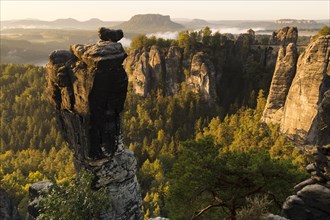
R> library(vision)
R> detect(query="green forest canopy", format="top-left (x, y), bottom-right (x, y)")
top-left (0, 31), bottom-right (309, 219)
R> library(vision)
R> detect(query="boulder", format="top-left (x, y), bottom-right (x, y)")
top-left (26, 181), bottom-right (52, 220)
top-left (282, 184), bottom-right (330, 219)
top-left (264, 214), bottom-right (288, 220)
top-left (280, 142), bottom-right (330, 219)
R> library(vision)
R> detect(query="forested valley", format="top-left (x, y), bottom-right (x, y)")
top-left (0, 28), bottom-right (312, 219)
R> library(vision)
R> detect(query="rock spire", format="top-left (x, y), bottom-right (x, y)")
top-left (29, 28), bottom-right (143, 220)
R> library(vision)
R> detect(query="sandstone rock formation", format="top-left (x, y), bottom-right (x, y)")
top-left (26, 181), bottom-right (52, 220)
top-left (29, 28), bottom-right (142, 219)
top-left (0, 189), bottom-right (21, 220)
top-left (315, 91), bottom-right (330, 145)
top-left (149, 46), bottom-right (165, 90)
top-left (263, 35), bottom-right (330, 219)
top-left (263, 35), bottom-right (330, 144)
top-left (186, 52), bottom-right (217, 99)
top-left (281, 35), bottom-right (329, 143)
top-left (270, 27), bottom-right (298, 45)
top-left (281, 145), bottom-right (330, 219)
top-left (124, 45), bottom-right (183, 96)
top-left (164, 46), bottom-right (182, 95)
top-left (124, 29), bottom-right (279, 109)
top-left (262, 43), bottom-right (298, 124)
top-left (126, 49), bottom-right (150, 95)
top-left (125, 47), bottom-right (218, 100)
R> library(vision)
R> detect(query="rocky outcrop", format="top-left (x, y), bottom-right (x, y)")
top-left (26, 181), bottom-right (52, 220)
top-left (149, 46), bottom-right (165, 90)
top-left (270, 27), bottom-right (298, 45)
top-left (281, 35), bottom-right (329, 143)
top-left (165, 46), bottom-right (182, 95)
top-left (125, 29), bottom-right (278, 108)
top-left (186, 52), bottom-right (217, 100)
top-left (263, 35), bottom-right (330, 144)
top-left (125, 46), bottom-right (166, 95)
top-left (124, 46), bottom-right (212, 101)
top-left (265, 36), bottom-right (330, 219)
top-left (0, 189), bottom-right (20, 220)
top-left (125, 48), bottom-right (218, 100)
top-left (315, 91), bottom-right (330, 145)
top-left (127, 50), bottom-right (152, 95)
top-left (87, 142), bottom-right (142, 220)
top-left (262, 43), bottom-right (298, 124)
top-left (40, 28), bottom-right (142, 219)
top-left (281, 145), bottom-right (330, 219)
top-left (265, 214), bottom-right (288, 220)
top-left (125, 45), bottom-right (183, 96)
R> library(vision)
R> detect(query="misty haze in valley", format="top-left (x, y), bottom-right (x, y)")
top-left (1, 14), bottom-right (327, 65)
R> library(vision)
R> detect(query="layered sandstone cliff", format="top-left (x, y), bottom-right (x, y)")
top-left (282, 35), bottom-right (330, 143)
top-left (125, 46), bottom-right (168, 96)
top-left (124, 29), bottom-right (279, 106)
top-left (263, 35), bottom-right (330, 143)
top-left (186, 52), bottom-right (216, 99)
top-left (263, 33), bottom-right (330, 220)
top-left (125, 46), bottom-right (220, 101)
top-left (281, 98), bottom-right (330, 219)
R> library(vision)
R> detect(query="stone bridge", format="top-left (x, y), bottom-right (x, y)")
top-left (250, 44), bottom-right (307, 51)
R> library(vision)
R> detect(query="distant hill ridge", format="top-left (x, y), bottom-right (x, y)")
top-left (1, 15), bottom-right (327, 33)
top-left (115, 14), bottom-right (185, 33)
top-left (1, 14), bottom-right (185, 33)
top-left (1, 18), bottom-right (120, 30)
top-left (275, 19), bottom-right (317, 24)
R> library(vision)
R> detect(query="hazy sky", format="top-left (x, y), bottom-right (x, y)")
top-left (1, 0), bottom-right (329, 21)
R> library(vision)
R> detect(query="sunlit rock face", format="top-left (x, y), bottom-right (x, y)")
top-left (270, 27), bottom-right (298, 45)
top-left (124, 45), bottom-right (183, 96)
top-left (262, 43), bottom-right (298, 124)
top-left (124, 29), bottom-right (280, 108)
top-left (281, 35), bottom-right (330, 143)
top-left (186, 52), bottom-right (217, 100)
top-left (263, 35), bottom-right (330, 144)
top-left (259, 33), bottom-right (330, 219)
top-left (43, 28), bottom-right (142, 220)
top-left (124, 47), bottom-right (218, 100)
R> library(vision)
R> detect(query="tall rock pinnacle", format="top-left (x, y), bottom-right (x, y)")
top-left (281, 35), bottom-right (330, 143)
top-left (45, 28), bottom-right (142, 219)
top-left (263, 34), bottom-right (330, 144)
top-left (262, 43), bottom-right (298, 124)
